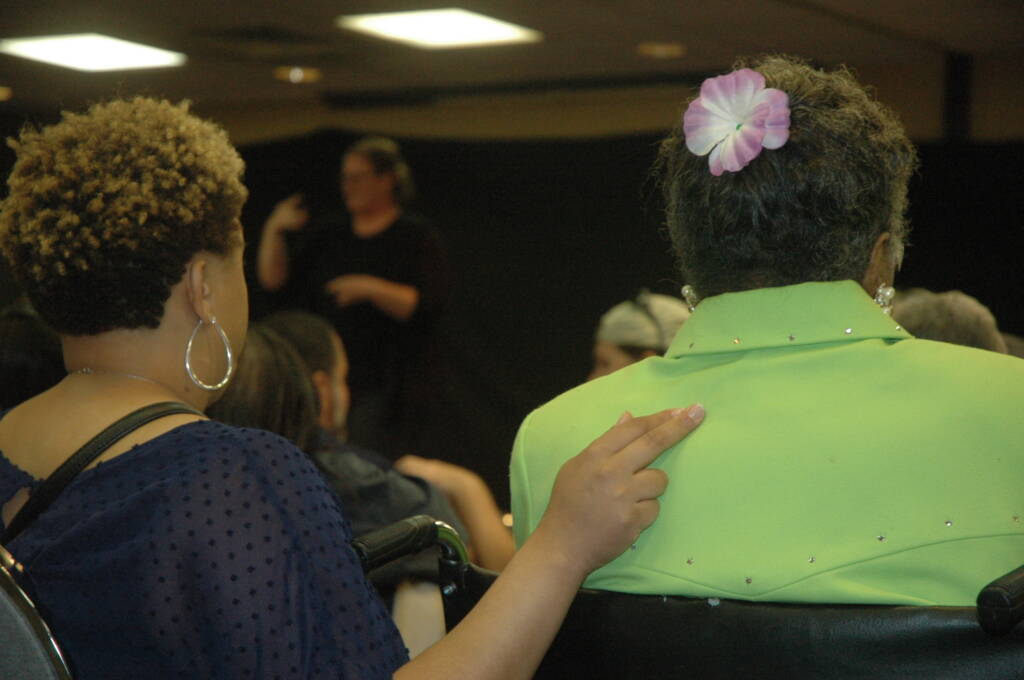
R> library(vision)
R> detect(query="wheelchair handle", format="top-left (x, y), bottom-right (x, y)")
top-left (352, 515), bottom-right (467, 572)
top-left (977, 564), bottom-right (1024, 636)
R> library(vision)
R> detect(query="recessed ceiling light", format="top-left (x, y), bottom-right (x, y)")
top-left (274, 66), bottom-right (322, 84)
top-left (336, 8), bottom-right (542, 49)
top-left (636, 42), bottom-right (686, 59)
top-left (0, 33), bottom-right (186, 72)
top-left (0, 86), bottom-right (11, 102)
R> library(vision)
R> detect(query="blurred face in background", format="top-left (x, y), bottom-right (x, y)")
top-left (341, 152), bottom-right (395, 215)
top-left (321, 331), bottom-right (351, 438)
top-left (588, 341), bottom-right (653, 382)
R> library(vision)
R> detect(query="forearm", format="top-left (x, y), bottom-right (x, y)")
top-left (394, 528), bottom-right (584, 680)
top-left (366, 279), bottom-right (419, 321)
top-left (448, 475), bottom-right (515, 571)
top-left (257, 226), bottom-right (290, 291)
top-left (395, 456), bottom-right (516, 571)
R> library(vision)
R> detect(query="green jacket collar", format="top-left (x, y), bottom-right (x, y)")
top-left (668, 280), bottom-right (910, 357)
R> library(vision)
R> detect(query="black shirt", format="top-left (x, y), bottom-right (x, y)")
top-left (286, 212), bottom-right (447, 393)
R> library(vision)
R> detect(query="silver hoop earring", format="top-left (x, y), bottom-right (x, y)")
top-left (185, 316), bottom-right (234, 391)
top-left (681, 285), bottom-right (699, 313)
top-left (874, 283), bottom-right (895, 316)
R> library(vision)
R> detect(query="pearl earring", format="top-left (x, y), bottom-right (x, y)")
top-left (681, 285), bottom-right (699, 312)
top-left (874, 283), bottom-right (895, 316)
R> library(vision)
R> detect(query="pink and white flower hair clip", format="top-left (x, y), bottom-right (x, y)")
top-left (683, 68), bottom-right (791, 176)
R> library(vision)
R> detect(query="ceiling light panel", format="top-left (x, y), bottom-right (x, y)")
top-left (636, 42), bottom-right (686, 59)
top-left (0, 33), bottom-right (186, 72)
top-left (337, 8), bottom-right (542, 49)
top-left (273, 66), bottom-right (322, 84)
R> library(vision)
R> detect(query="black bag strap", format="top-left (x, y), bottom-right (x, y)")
top-left (1, 401), bottom-right (204, 544)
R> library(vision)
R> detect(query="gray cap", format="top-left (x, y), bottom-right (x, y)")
top-left (595, 291), bottom-right (690, 352)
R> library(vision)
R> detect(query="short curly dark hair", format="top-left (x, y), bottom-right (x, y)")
top-left (0, 97), bottom-right (247, 335)
top-left (656, 55), bottom-right (918, 298)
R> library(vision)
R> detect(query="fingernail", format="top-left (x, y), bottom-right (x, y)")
top-left (616, 411), bottom-right (633, 425)
top-left (672, 404), bottom-right (704, 423)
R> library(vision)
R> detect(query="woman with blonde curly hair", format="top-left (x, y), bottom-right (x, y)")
top-left (0, 97), bottom-right (703, 678)
top-left (512, 56), bottom-right (1024, 607)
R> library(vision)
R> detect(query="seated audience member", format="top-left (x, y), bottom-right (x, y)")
top-left (589, 291), bottom-right (690, 380)
top-left (0, 300), bottom-right (64, 408)
top-left (511, 56), bottom-right (1024, 606)
top-left (203, 324), bottom-right (318, 450)
top-left (260, 309), bottom-right (515, 571)
top-left (893, 288), bottom-right (1007, 353)
top-left (206, 320), bottom-right (468, 583)
top-left (0, 96), bottom-right (703, 679)
top-left (1003, 332), bottom-right (1024, 359)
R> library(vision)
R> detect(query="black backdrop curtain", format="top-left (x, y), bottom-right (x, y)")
top-left (240, 132), bottom-right (1024, 510)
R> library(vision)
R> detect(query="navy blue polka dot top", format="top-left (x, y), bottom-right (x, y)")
top-left (0, 420), bottom-right (409, 679)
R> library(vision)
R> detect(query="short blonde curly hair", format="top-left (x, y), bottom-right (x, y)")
top-left (0, 97), bottom-right (247, 335)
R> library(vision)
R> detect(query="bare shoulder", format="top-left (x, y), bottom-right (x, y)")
top-left (0, 387), bottom-right (205, 479)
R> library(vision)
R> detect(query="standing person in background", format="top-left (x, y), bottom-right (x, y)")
top-left (256, 137), bottom-right (447, 457)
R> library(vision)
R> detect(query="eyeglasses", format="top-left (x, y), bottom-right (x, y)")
top-left (341, 171), bottom-right (376, 184)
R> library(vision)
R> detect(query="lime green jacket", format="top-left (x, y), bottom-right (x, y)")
top-left (511, 281), bottom-right (1024, 605)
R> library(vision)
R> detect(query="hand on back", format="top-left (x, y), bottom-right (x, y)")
top-left (535, 405), bottom-right (705, 575)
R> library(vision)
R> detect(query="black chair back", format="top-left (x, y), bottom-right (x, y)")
top-left (353, 517), bottom-right (1024, 679)
top-left (0, 544), bottom-right (72, 680)
top-left (441, 561), bottom-right (1024, 680)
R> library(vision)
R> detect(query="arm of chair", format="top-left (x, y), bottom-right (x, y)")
top-left (0, 545), bottom-right (73, 680)
top-left (351, 515), bottom-right (468, 574)
top-left (977, 564), bottom-right (1024, 636)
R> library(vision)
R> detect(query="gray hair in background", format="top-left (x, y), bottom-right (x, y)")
top-left (596, 291), bottom-right (690, 353)
top-left (1002, 333), bottom-right (1024, 359)
top-left (893, 288), bottom-right (1007, 354)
